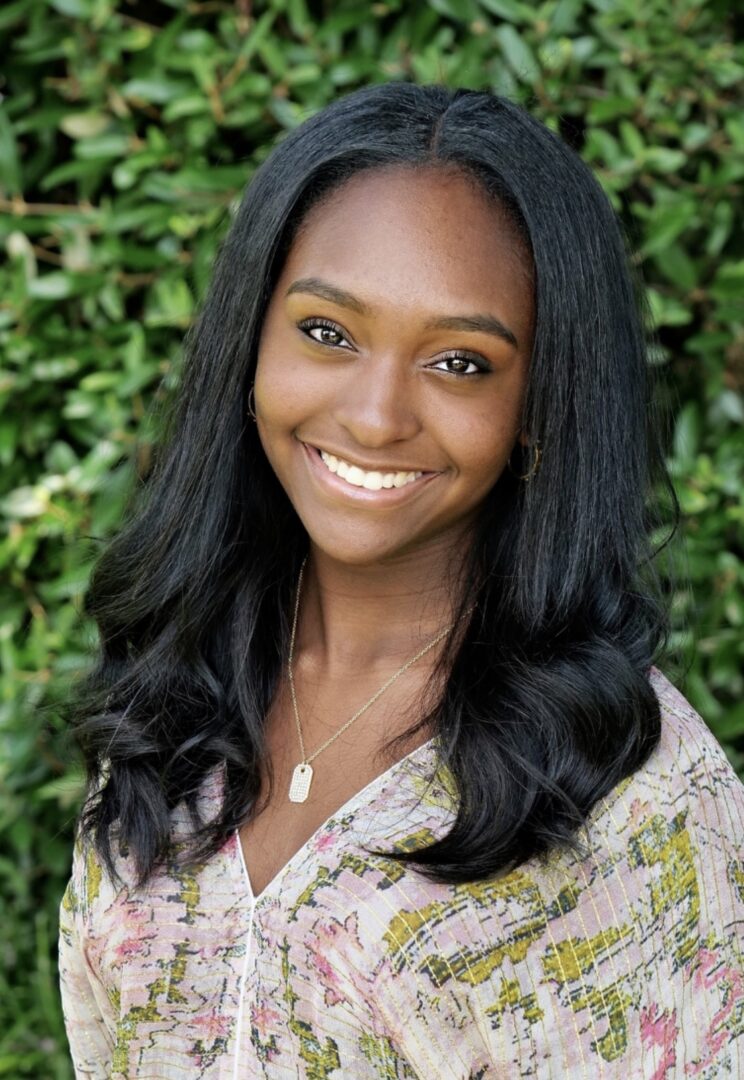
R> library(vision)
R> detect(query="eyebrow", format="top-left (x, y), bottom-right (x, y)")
top-left (284, 276), bottom-right (519, 348)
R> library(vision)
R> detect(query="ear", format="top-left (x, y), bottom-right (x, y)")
top-left (516, 429), bottom-right (531, 448)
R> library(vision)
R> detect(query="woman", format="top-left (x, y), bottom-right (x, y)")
top-left (58, 83), bottom-right (744, 1078)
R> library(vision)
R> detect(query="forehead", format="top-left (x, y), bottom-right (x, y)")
top-left (278, 166), bottom-right (534, 319)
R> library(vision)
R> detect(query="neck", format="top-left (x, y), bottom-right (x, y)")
top-left (293, 534), bottom-right (475, 678)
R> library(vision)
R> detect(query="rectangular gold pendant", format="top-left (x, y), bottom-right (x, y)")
top-left (289, 762), bottom-right (313, 802)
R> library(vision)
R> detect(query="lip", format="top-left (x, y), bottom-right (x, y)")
top-left (300, 441), bottom-right (442, 505)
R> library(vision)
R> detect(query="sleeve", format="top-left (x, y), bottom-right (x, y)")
top-left (666, 709), bottom-right (744, 1076)
top-left (58, 830), bottom-right (116, 1078)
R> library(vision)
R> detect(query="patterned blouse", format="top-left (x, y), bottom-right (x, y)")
top-left (58, 666), bottom-right (744, 1078)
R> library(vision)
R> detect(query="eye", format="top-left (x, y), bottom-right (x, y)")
top-left (430, 353), bottom-right (491, 377)
top-left (297, 317), bottom-right (352, 349)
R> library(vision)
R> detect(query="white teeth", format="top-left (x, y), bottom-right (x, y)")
top-left (318, 449), bottom-right (423, 489)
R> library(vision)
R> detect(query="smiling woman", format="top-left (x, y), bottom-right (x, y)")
top-left (58, 83), bottom-right (744, 1078)
top-left (254, 164), bottom-right (534, 572)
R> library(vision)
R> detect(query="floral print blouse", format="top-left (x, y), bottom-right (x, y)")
top-left (58, 666), bottom-right (744, 1078)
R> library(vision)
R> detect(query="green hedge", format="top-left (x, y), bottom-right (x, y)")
top-left (1, 1), bottom-right (742, 1074)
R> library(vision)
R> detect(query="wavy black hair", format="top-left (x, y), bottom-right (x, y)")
top-left (67, 82), bottom-right (682, 891)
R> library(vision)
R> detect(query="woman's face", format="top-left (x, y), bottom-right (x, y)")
top-left (254, 165), bottom-right (534, 568)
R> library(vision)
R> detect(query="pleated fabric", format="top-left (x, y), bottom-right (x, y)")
top-left (59, 667), bottom-right (744, 1078)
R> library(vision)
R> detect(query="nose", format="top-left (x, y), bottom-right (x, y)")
top-left (331, 354), bottom-right (421, 448)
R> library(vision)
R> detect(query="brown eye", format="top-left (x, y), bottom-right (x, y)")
top-left (430, 354), bottom-right (490, 377)
top-left (297, 318), bottom-right (351, 349)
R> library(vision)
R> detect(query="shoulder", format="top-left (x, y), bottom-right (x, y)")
top-left (61, 761), bottom-right (228, 931)
top-left (641, 664), bottom-right (744, 811)
top-left (368, 668), bottom-right (743, 1076)
top-left (59, 827), bottom-right (100, 971)
top-left (60, 765), bottom-right (239, 1002)
top-left (583, 664), bottom-right (744, 854)
top-left (573, 664), bottom-right (744, 923)
top-left (647, 663), bottom-right (722, 751)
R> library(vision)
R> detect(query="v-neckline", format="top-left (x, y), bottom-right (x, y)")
top-left (232, 733), bottom-right (439, 905)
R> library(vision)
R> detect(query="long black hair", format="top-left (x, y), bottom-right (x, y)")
top-left (67, 82), bottom-right (681, 890)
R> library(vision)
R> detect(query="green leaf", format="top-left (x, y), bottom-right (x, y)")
top-left (162, 95), bottom-right (212, 122)
top-left (653, 244), bottom-right (698, 292)
top-left (619, 120), bottom-right (644, 159)
top-left (0, 108), bottom-right (21, 195)
top-left (587, 97), bottom-right (636, 123)
top-left (0, 0), bottom-right (28, 32)
top-left (27, 273), bottom-right (74, 300)
top-left (48, 0), bottom-right (93, 14)
top-left (640, 201), bottom-right (698, 256)
top-left (0, 486), bottom-right (50, 519)
top-left (646, 288), bottom-right (692, 329)
top-left (428, 0), bottom-right (480, 21)
top-left (495, 24), bottom-right (540, 83)
top-left (709, 260), bottom-right (744, 302)
top-left (121, 78), bottom-right (191, 104)
top-left (144, 278), bottom-right (194, 327)
top-left (642, 147), bottom-right (687, 173)
top-left (30, 357), bottom-right (80, 381)
top-left (34, 772), bottom-right (86, 806)
top-left (478, 0), bottom-right (533, 21)
top-left (705, 202), bottom-right (733, 257)
top-left (39, 158), bottom-right (107, 190)
top-left (583, 128), bottom-right (622, 167)
top-left (681, 123), bottom-right (711, 151)
top-left (74, 134), bottom-right (131, 160)
top-left (59, 112), bottom-right (111, 139)
top-left (673, 402), bottom-right (702, 464)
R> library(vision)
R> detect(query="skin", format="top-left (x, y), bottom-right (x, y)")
top-left (254, 164), bottom-right (535, 702)
top-left (239, 165), bottom-right (536, 895)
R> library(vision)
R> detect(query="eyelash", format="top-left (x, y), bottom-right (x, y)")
top-left (296, 317), bottom-right (491, 377)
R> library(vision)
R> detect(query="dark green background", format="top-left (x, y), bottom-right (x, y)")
top-left (1, 0), bottom-right (742, 1073)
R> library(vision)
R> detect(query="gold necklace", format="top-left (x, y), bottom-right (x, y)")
top-left (286, 554), bottom-right (475, 803)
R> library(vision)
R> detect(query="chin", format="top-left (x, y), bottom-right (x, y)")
top-left (305, 538), bottom-right (398, 567)
top-left (301, 526), bottom-right (425, 568)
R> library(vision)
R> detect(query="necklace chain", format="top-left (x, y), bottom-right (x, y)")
top-left (287, 555), bottom-right (475, 782)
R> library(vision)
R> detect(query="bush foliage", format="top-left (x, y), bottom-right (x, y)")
top-left (1, 0), bottom-right (742, 1074)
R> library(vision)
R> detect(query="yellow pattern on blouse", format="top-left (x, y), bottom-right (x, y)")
top-left (58, 667), bottom-right (744, 1077)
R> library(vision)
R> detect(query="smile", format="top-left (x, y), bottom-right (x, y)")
top-left (318, 449), bottom-right (423, 490)
top-left (301, 442), bottom-right (440, 504)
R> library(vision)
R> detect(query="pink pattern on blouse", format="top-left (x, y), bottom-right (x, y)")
top-left (59, 667), bottom-right (744, 1077)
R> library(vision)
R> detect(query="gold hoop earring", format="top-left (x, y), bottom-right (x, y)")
top-left (247, 385), bottom-right (257, 422)
top-left (507, 440), bottom-right (541, 481)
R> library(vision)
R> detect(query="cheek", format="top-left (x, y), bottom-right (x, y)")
top-left (254, 348), bottom-right (312, 430)
top-left (461, 442), bottom-right (510, 486)
top-left (443, 406), bottom-right (516, 483)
